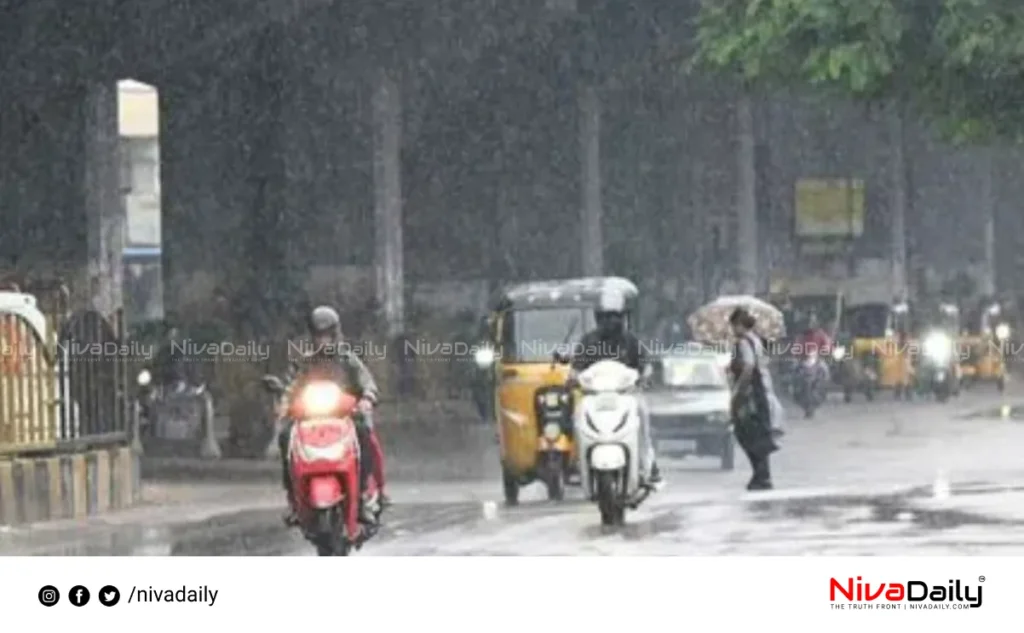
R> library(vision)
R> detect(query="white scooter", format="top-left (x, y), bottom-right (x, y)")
top-left (574, 360), bottom-right (653, 526)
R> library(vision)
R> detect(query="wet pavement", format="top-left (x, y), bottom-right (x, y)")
top-left (5, 388), bottom-right (1024, 556)
top-left (7, 481), bottom-right (1024, 556)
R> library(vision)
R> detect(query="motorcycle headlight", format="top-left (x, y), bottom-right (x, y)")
top-left (474, 347), bottom-right (495, 368)
top-left (300, 382), bottom-right (344, 417)
top-left (832, 346), bottom-right (846, 361)
top-left (137, 369), bottom-right (152, 387)
top-left (543, 422), bottom-right (561, 440)
top-left (923, 333), bottom-right (952, 363)
top-left (996, 324), bottom-right (1010, 341)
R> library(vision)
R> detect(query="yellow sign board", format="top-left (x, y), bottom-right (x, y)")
top-left (794, 178), bottom-right (865, 238)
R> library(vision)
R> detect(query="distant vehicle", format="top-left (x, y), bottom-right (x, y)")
top-left (646, 347), bottom-right (734, 470)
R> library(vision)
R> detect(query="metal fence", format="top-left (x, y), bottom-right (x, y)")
top-left (0, 283), bottom-right (130, 456)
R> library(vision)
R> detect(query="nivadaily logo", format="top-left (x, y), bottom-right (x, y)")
top-left (830, 576), bottom-right (984, 610)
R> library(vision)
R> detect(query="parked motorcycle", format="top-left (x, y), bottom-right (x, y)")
top-left (262, 374), bottom-right (382, 556)
top-left (574, 360), bottom-right (655, 527)
top-left (794, 351), bottom-right (827, 418)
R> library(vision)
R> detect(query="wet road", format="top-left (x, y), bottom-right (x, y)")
top-left (5, 391), bottom-right (1024, 555)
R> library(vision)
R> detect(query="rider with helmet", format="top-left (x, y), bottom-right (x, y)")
top-left (571, 288), bottom-right (662, 485)
top-left (277, 306), bottom-right (389, 525)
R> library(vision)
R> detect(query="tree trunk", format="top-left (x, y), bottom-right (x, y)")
top-left (735, 92), bottom-right (757, 295)
top-left (886, 102), bottom-right (908, 301)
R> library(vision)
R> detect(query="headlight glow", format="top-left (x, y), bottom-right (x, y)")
top-left (832, 346), bottom-right (846, 361)
top-left (543, 422), bottom-right (561, 440)
top-left (137, 369), bottom-right (152, 387)
top-left (300, 382), bottom-right (344, 417)
top-left (996, 324), bottom-right (1010, 341)
top-left (923, 333), bottom-right (952, 363)
top-left (474, 347), bottom-right (495, 368)
top-left (543, 392), bottom-right (561, 408)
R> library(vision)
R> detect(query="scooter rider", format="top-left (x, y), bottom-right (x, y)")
top-left (571, 288), bottom-right (662, 486)
top-left (795, 312), bottom-right (832, 384)
top-left (277, 306), bottom-right (389, 526)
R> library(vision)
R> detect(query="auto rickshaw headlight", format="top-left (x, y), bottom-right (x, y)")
top-left (996, 324), bottom-right (1010, 341)
top-left (543, 392), bottom-right (561, 408)
top-left (832, 346), bottom-right (846, 361)
top-left (543, 422), bottom-right (561, 440)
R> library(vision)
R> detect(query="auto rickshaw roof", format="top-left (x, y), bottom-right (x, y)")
top-left (496, 277), bottom-right (639, 310)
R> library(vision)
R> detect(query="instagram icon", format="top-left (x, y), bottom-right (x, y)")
top-left (38, 585), bottom-right (60, 607)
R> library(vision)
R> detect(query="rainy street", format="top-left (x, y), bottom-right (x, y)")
top-left (4, 390), bottom-right (1024, 556)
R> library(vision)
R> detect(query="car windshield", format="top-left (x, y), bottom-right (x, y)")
top-left (654, 356), bottom-right (727, 390)
top-left (502, 307), bottom-right (595, 362)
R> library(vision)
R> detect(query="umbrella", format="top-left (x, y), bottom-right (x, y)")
top-left (688, 295), bottom-right (786, 344)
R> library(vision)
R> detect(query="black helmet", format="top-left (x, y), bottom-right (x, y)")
top-left (308, 305), bottom-right (341, 338)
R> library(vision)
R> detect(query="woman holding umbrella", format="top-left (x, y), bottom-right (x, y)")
top-left (728, 307), bottom-right (781, 491)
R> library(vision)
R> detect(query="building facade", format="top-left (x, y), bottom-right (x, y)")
top-left (118, 79), bottom-right (163, 325)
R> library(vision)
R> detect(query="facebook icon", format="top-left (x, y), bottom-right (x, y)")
top-left (69, 585), bottom-right (90, 607)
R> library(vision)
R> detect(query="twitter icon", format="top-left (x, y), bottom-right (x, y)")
top-left (98, 585), bottom-right (120, 607)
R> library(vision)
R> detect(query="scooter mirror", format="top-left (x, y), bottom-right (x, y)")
top-left (261, 375), bottom-right (285, 394)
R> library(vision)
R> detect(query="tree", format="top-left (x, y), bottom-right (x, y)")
top-left (691, 0), bottom-right (1024, 297)
top-left (692, 0), bottom-right (1024, 142)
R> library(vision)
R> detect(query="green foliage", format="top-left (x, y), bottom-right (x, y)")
top-left (693, 0), bottom-right (1024, 143)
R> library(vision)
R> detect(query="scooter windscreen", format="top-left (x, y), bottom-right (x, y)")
top-left (577, 360), bottom-right (639, 393)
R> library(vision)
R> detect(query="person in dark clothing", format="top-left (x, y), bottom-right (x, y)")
top-left (728, 308), bottom-right (779, 491)
top-left (571, 287), bottom-right (661, 485)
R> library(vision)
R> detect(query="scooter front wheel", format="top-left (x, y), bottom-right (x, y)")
top-left (313, 508), bottom-right (351, 556)
top-left (596, 472), bottom-right (625, 527)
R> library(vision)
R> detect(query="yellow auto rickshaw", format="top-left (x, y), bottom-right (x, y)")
top-left (476, 277), bottom-right (639, 505)
top-left (960, 302), bottom-right (1008, 391)
top-left (843, 300), bottom-right (915, 399)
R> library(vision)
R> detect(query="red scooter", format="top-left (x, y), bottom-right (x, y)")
top-left (263, 374), bottom-right (382, 556)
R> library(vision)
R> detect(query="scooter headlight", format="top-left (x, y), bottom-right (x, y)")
top-left (832, 346), bottom-right (846, 361)
top-left (299, 382), bottom-right (344, 417)
top-left (137, 369), bottom-right (152, 387)
top-left (996, 324), bottom-right (1010, 341)
top-left (923, 333), bottom-right (952, 363)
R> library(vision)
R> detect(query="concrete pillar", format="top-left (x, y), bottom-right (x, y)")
top-left (83, 82), bottom-right (124, 320)
top-left (579, 84), bottom-right (603, 276)
top-left (887, 102), bottom-right (908, 300)
top-left (978, 147), bottom-right (996, 296)
top-left (735, 93), bottom-right (757, 295)
top-left (372, 70), bottom-right (405, 337)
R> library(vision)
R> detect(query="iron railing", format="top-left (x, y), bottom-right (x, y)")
top-left (0, 284), bottom-right (130, 455)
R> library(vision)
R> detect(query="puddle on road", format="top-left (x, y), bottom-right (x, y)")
top-left (742, 490), bottom-right (1023, 531)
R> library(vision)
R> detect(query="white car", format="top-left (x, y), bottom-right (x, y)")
top-left (646, 349), bottom-right (734, 470)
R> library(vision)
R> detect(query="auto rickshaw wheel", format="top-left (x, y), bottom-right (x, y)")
top-left (502, 466), bottom-right (520, 506)
top-left (539, 452), bottom-right (566, 500)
